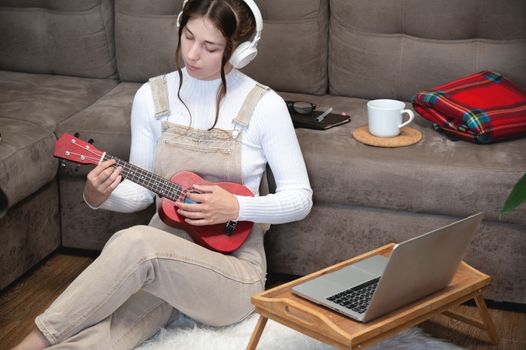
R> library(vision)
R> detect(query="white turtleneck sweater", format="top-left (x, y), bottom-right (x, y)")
top-left (93, 68), bottom-right (312, 224)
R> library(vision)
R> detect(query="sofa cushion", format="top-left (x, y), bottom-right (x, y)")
top-left (329, 0), bottom-right (526, 100)
top-left (57, 82), bottom-right (142, 171)
top-left (334, 0), bottom-right (526, 41)
top-left (114, 1), bottom-right (179, 83)
top-left (0, 180), bottom-right (60, 290)
top-left (115, 0), bottom-right (328, 95)
top-left (278, 92), bottom-right (526, 226)
top-left (243, 0), bottom-right (328, 95)
top-left (0, 119), bottom-right (57, 209)
top-left (0, 71), bottom-right (118, 130)
top-left (0, 0), bottom-right (116, 79)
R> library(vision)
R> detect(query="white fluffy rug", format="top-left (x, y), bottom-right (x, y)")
top-left (136, 313), bottom-right (464, 349)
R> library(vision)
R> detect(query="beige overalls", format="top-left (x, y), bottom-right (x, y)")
top-left (36, 84), bottom-right (270, 349)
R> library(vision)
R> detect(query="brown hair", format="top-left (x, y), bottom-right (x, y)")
top-left (175, 0), bottom-right (257, 129)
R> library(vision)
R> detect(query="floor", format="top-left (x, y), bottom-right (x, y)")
top-left (1, 250), bottom-right (525, 349)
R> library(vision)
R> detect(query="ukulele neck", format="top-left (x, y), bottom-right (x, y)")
top-left (103, 154), bottom-right (182, 201)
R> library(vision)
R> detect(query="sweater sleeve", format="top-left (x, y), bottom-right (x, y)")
top-left (235, 92), bottom-right (313, 224)
top-left (94, 84), bottom-right (157, 213)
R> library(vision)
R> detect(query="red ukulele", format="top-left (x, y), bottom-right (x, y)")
top-left (54, 133), bottom-right (254, 253)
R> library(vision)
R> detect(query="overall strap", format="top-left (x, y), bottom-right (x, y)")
top-left (233, 83), bottom-right (270, 128)
top-left (148, 74), bottom-right (170, 119)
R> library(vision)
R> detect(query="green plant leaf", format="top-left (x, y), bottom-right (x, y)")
top-left (501, 172), bottom-right (526, 216)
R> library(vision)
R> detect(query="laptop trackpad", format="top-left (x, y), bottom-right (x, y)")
top-left (293, 255), bottom-right (388, 299)
top-left (352, 255), bottom-right (388, 276)
top-left (327, 255), bottom-right (387, 289)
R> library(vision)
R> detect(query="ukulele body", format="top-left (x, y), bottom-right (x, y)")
top-left (158, 171), bottom-right (254, 254)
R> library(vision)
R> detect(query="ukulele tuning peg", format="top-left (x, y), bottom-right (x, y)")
top-left (74, 164), bottom-right (81, 172)
top-left (87, 138), bottom-right (94, 144)
top-left (60, 160), bottom-right (67, 168)
top-left (74, 132), bottom-right (80, 138)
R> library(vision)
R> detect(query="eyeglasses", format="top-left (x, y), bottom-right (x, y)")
top-left (286, 101), bottom-right (317, 115)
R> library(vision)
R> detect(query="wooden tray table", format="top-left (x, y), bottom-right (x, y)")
top-left (246, 243), bottom-right (498, 349)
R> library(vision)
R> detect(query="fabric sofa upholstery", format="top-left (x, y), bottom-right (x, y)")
top-left (0, 118), bottom-right (57, 209)
top-left (0, 0), bottom-right (116, 79)
top-left (0, 181), bottom-right (60, 293)
top-left (242, 0), bottom-right (329, 94)
top-left (115, 0), bottom-right (329, 94)
top-left (329, 0), bottom-right (526, 100)
top-left (114, 0), bottom-right (180, 82)
top-left (0, 71), bottom-right (118, 131)
top-left (0, 0), bottom-right (119, 289)
top-left (0, 0), bottom-right (525, 305)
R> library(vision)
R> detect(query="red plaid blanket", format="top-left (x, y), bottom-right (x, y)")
top-left (412, 71), bottom-right (526, 143)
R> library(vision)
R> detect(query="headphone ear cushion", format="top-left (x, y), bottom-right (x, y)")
top-left (230, 41), bottom-right (258, 69)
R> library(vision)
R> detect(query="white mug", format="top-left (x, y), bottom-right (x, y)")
top-left (367, 99), bottom-right (415, 137)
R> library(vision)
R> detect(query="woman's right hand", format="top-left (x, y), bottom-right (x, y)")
top-left (83, 159), bottom-right (123, 207)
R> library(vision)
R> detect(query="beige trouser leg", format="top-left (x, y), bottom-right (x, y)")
top-left (36, 225), bottom-right (265, 347)
top-left (47, 291), bottom-right (176, 350)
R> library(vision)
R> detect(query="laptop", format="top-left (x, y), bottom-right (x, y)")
top-left (292, 212), bottom-right (483, 322)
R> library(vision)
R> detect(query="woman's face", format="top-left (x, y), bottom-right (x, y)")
top-left (181, 16), bottom-right (229, 80)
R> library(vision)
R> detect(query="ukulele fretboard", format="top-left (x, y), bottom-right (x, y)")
top-left (103, 154), bottom-right (183, 202)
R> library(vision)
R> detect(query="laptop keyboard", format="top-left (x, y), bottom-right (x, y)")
top-left (326, 277), bottom-right (380, 314)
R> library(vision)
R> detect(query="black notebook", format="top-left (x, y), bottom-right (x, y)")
top-left (290, 110), bottom-right (351, 130)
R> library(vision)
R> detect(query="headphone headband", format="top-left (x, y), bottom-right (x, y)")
top-left (240, 0), bottom-right (263, 47)
top-left (177, 0), bottom-right (263, 68)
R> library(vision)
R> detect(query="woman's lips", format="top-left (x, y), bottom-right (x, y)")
top-left (186, 64), bottom-right (198, 72)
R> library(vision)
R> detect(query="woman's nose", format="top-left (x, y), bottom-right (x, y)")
top-left (187, 43), bottom-right (200, 61)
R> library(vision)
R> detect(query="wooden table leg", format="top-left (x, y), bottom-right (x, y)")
top-left (443, 293), bottom-right (500, 346)
top-left (474, 295), bottom-right (499, 345)
top-left (246, 316), bottom-right (268, 350)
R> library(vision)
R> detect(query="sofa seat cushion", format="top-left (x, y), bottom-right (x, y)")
top-left (0, 71), bottom-right (118, 130)
top-left (279, 92), bottom-right (526, 226)
top-left (0, 118), bottom-right (57, 209)
top-left (57, 82), bottom-right (142, 176)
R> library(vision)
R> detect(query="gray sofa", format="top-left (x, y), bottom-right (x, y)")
top-left (1, 0), bottom-right (525, 304)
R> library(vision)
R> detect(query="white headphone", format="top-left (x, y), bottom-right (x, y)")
top-left (177, 0), bottom-right (263, 69)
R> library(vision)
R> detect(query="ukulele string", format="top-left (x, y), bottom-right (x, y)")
top-left (69, 139), bottom-right (104, 162)
top-left (105, 154), bottom-right (185, 202)
top-left (69, 138), bottom-right (185, 201)
top-left (64, 151), bottom-right (100, 164)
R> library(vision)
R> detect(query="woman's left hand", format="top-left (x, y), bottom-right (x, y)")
top-left (175, 184), bottom-right (240, 226)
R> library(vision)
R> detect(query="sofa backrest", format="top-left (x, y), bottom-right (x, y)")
top-left (0, 0), bottom-right (116, 79)
top-left (114, 0), bottom-right (181, 83)
top-left (329, 0), bottom-right (526, 101)
top-left (115, 0), bottom-right (328, 95)
top-left (243, 0), bottom-right (328, 95)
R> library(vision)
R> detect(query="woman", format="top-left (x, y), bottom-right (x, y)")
top-left (13, 0), bottom-right (312, 348)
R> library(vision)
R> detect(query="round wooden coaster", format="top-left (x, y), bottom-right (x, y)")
top-left (352, 126), bottom-right (423, 147)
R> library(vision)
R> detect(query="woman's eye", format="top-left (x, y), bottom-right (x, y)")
top-left (184, 31), bottom-right (194, 41)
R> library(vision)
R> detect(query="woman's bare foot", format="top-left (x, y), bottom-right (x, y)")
top-left (12, 327), bottom-right (50, 350)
